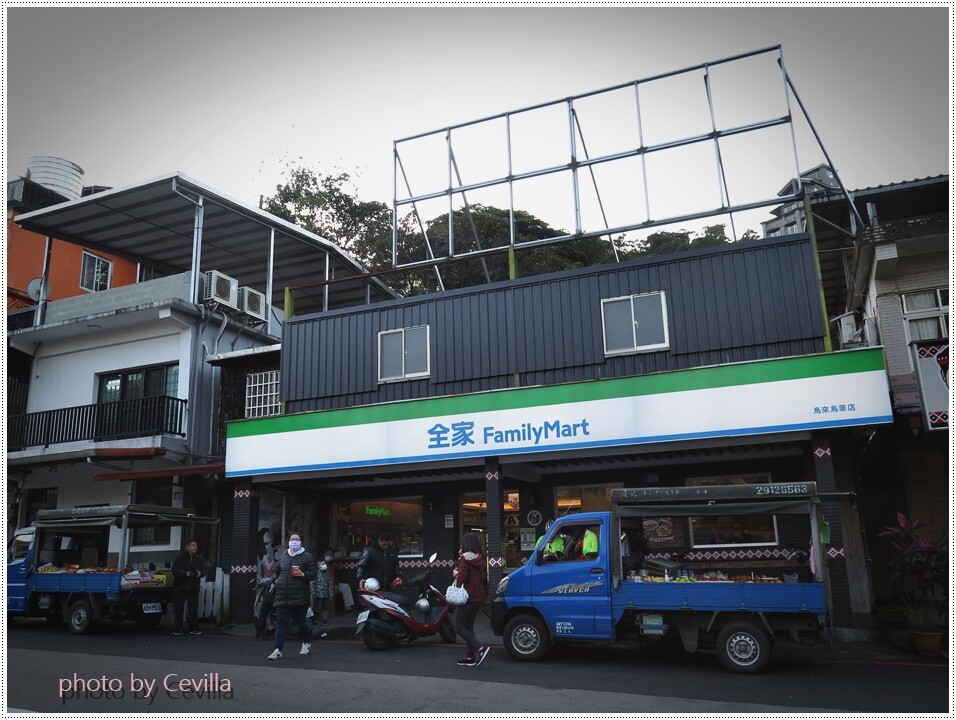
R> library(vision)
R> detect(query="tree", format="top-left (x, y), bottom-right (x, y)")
top-left (417, 205), bottom-right (616, 290)
top-left (261, 167), bottom-right (434, 296)
top-left (261, 166), bottom-right (758, 296)
top-left (262, 166), bottom-right (616, 295)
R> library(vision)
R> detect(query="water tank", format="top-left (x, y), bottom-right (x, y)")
top-left (26, 156), bottom-right (85, 200)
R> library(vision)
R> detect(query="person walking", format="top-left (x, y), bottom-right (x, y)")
top-left (171, 539), bottom-right (206, 636)
top-left (452, 532), bottom-right (489, 667)
top-left (356, 532), bottom-right (398, 590)
top-left (267, 533), bottom-right (317, 660)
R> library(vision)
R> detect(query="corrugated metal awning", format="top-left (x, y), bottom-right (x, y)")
top-left (15, 172), bottom-right (397, 316)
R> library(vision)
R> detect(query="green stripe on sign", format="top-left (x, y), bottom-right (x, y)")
top-left (228, 348), bottom-right (885, 438)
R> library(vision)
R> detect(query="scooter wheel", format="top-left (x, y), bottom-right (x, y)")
top-left (362, 621), bottom-right (391, 651)
top-left (439, 616), bottom-right (457, 643)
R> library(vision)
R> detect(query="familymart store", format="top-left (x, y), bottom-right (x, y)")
top-left (226, 348), bottom-right (892, 627)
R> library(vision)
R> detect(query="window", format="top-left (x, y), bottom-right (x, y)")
top-left (335, 498), bottom-right (423, 557)
top-left (687, 474), bottom-right (778, 548)
top-left (80, 251), bottom-right (112, 292)
top-left (540, 521), bottom-right (601, 563)
top-left (131, 479), bottom-right (173, 546)
top-left (24, 487), bottom-right (57, 525)
top-left (902, 288), bottom-right (948, 342)
top-left (602, 292), bottom-right (669, 355)
top-left (246, 371), bottom-right (281, 418)
top-left (98, 364), bottom-right (178, 403)
top-left (378, 326), bottom-right (429, 382)
top-left (10, 531), bottom-right (34, 562)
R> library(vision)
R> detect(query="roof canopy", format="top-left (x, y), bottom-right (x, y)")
top-left (15, 173), bottom-right (397, 316)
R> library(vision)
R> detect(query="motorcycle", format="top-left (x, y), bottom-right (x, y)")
top-left (356, 553), bottom-right (457, 650)
top-left (250, 577), bottom-right (277, 640)
top-left (251, 576), bottom-right (312, 641)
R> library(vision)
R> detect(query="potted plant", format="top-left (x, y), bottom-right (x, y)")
top-left (879, 512), bottom-right (948, 656)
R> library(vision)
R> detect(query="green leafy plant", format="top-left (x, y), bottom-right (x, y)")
top-left (879, 512), bottom-right (948, 632)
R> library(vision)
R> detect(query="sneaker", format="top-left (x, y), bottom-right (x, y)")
top-left (171, 630), bottom-right (183, 636)
top-left (319, 630), bottom-right (328, 638)
top-left (299, 643), bottom-right (311, 655)
top-left (456, 656), bottom-right (476, 666)
top-left (267, 649), bottom-right (282, 660)
top-left (474, 645), bottom-right (490, 667)
top-left (190, 630), bottom-right (203, 636)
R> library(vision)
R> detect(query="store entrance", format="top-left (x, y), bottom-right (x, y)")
top-left (460, 490), bottom-right (522, 571)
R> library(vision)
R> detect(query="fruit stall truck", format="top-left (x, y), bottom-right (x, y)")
top-left (492, 482), bottom-right (840, 673)
top-left (8, 504), bottom-right (218, 634)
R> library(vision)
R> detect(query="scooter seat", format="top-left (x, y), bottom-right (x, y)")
top-left (380, 591), bottom-right (418, 607)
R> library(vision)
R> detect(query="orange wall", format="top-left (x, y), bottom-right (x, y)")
top-left (7, 214), bottom-right (138, 304)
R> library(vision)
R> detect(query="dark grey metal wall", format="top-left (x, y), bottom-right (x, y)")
top-left (282, 235), bottom-right (826, 413)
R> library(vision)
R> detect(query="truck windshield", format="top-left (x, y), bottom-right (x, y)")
top-left (9, 533), bottom-right (33, 561)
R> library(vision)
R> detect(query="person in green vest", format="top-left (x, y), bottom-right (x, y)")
top-left (582, 527), bottom-right (599, 559)
top-left (536, 532), bottom-right (565, 558)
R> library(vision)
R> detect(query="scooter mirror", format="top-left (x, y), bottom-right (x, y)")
top-left (428, 552), bottom-right (438, 564)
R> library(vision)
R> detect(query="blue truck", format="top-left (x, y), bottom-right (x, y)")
top-left (8, 504), bottom-right (217, 634)
top-left (492, 482), bottom-right (837, 673)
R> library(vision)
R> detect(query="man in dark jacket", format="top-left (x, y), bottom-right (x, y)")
top-left (171, 539), bottom-right (207, 636)
top-left (356, 532), bottom-right (398, 590)
top-left (267, 533), bottom-right (318, 660)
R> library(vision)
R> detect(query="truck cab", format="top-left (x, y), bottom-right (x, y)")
top-left (8, 527), bottom-right (36, 613)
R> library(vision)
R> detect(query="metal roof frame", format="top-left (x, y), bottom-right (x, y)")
top-left (15, 172), bottom-right (398, 318)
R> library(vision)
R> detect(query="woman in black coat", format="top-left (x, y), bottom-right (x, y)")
top-left (267, 533), bottom-right (317, 660)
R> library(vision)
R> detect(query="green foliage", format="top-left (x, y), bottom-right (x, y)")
top-left (420, 205), bottom-right (616, 290)
top-left (878, 512), bottom-right (948, 631)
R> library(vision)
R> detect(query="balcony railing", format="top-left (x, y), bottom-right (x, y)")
top-left (8, 395), bottom-right (187, 452)
top-left (861, 213), bottom-right (948, 244)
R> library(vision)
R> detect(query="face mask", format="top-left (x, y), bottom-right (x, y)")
top-left (324, 555), bottom-right (334, 562)
top-left (319, 562), bottom-right (328, 572)
top-left (288, 540), bottom-right (301, 552)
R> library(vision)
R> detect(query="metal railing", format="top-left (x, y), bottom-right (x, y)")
top-left (861, 213), bottom-right (948, 245)
top-left (8, 395), bottom-right (187, 451)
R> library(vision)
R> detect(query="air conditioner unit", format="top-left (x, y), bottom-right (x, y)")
top-left (834, 312), bottom-right (864, 348)
top-left (238, 286), bottom-right (268, 322)
top-left (202, 270), bottom-right (238, 309)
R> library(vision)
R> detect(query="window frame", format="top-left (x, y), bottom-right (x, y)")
top-left (80, 251), bottom-right (113, 293)
top-left (378, 325), bottom-right (431, 383)
top-left (601, 291), bottom-right (670, 356)
top-left (901, 288), bottom-right (949, 343)
top-left (97, 363), bottom-right (179, 403)
top-left (245, 370), bottom-right (281, 418)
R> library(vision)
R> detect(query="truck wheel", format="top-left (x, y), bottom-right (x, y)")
top-left (68, 600), bottom-right (94, 635)
top-left (504, 614), bottom-right (550, 661)
top-left (439, 616), bottom-right (456, 643)
top-left (716, 621), bottom-right (771, 674)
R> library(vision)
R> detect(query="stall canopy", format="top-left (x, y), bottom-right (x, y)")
top-left (31, 504), bottom-right (220, 528)
top-left (610, 484), bottom-right (820, 517)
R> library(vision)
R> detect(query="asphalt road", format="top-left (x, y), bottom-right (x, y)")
top-left (6, 620), bottom-right (949, 714)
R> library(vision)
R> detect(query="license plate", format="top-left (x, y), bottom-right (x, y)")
top-left (356, 610), bottom-right (369, 624)
top-left (142, 603), bottom-right (162, 614)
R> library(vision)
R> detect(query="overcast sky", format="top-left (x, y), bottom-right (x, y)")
top-left (6, 7), bottom-right (950, 242)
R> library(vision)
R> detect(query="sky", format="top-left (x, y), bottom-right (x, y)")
top-left (5, 7), bottom-right (950, 248)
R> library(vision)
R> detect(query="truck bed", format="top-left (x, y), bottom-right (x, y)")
top-left (616, 580), bottom-right (827, 614)
top-left (28, 572), bottom-right (123, 595)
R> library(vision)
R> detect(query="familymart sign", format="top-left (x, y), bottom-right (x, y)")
top-left (226, 348), bottom-right (893, 478)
